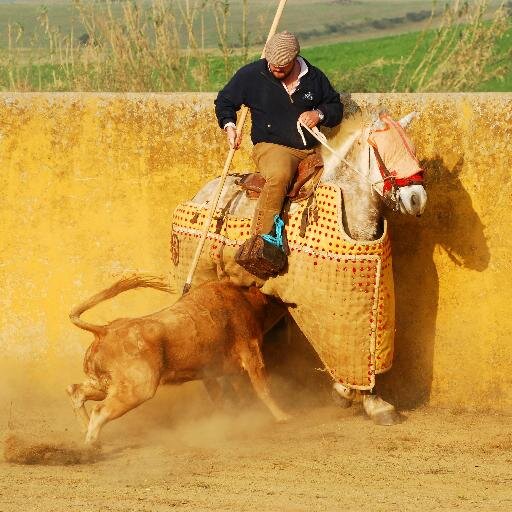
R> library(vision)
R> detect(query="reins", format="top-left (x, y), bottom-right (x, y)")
top-left (296, 120), bottom-right (389, 191)
top-left (297, 119), bottom-right (423, 212)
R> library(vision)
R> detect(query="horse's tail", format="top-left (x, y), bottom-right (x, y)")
top-left (69, 275), bottom-right (174, 335)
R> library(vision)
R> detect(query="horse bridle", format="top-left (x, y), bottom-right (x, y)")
top-left (297, 119), bottom-right (424, 212)
top-left (368, 140), bottom-right (424, 211)
top-left (367, 114), bottom-right (424, 211)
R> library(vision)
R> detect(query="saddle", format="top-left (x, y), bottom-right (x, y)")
top-left (232, 151), bottom-right (323, 280)
top-left (235, 151), bottom-right (324, 202)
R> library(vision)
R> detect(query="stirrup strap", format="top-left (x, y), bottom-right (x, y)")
top-left (261, 215), bottom-right (285, 249)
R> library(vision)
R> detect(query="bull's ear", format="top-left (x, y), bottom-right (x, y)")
top-left (399, 111), bottom-right (418, 129)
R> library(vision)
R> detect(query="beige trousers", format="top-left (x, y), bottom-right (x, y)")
top-left (251, 142), bottom-right (315, 235)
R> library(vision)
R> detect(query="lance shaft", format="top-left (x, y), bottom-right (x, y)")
top-left (182, 0), bottom-right (288, 295)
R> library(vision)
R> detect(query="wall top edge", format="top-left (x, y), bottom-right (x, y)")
top-left (0, 91), bottom-right (510, 102)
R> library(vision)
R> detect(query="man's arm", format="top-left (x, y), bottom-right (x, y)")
top-left (298, 71), bottom-right (343, 130)
top-left (215, 68), bottom-right (249, 148)
top-left (315, 71), bottom-right (343, 128)
top-left (214, 69), bottom-right (246, 130)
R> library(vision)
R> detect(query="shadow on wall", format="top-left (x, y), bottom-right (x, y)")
top-left (265, 155), bottom-right (490, 411)
top-left (379, 155), bottom-right (490, 409)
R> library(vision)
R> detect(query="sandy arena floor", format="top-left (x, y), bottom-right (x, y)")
top-left (1, 378), bottom-right (511, 512)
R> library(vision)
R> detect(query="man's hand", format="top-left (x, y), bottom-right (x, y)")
top-left (225, 125), bottom-right (242, 149)
top-left (298, 110), bottom-right (321, 129)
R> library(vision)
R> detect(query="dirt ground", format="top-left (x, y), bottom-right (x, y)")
top-left (1, 376), bottom-right (511, 512)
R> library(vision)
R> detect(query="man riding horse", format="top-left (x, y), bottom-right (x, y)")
top-left (173, 31), bottom-right (427, 426)
top-left (215, 31), bottom-right (343, 276)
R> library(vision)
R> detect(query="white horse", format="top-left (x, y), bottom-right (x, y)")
top-left (173, 110), bottom-right (427, 425)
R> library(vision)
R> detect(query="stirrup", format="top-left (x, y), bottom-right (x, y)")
top-left (234, 216), bottom-right (287, 280)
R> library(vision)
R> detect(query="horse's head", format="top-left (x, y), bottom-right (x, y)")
top-left (367, 110), bottom-right (427, 216)
top-left (311, 110), bottom-right (428, 239)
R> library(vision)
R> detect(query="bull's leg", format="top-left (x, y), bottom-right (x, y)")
top-left (203, 378), bottom-right (224, 408)
top-left (239, 339), bottom-right (291, 423)
top-left (85, 371), bottom-right (159, 445)
top-left (362, 391), bottom-right (401, 426)
top-left (85, 395), bottom-right (132, 445)
top-left (224, 374), bottom-right (251, 407)
top-left (66, 381), bottom-right (106, 432)
top-left (85, 392), bottom-right (151, 445)
top-left (203, 377), bottom-right (247, 410)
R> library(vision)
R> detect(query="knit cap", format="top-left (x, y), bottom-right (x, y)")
top-left (264, 31), bottom-right (300, 66)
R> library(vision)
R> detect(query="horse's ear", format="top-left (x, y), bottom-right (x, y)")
top-left (399, 112), bottom-right (418, 129)
top-left (372, 109), bottom-right (391, 130)
top-left (372, 118), bottom-right (387, 130)
top-left (378, 108), bottom-right (390, 119)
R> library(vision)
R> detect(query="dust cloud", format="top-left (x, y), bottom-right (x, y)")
top-left (4, 434), bottom-right (99, 466)
top-left (2, 363), bottom-right (512, 511)
top-left (0, 318), bottom-right (329, 463)
top-left (1, 365), bottom-right (321, 464)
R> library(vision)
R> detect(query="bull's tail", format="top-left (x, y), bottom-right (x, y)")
top-left (69, 274), bottom-right (174, 335)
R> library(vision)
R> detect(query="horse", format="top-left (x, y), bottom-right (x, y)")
top-left (171, 110), bottom-right (427, 425)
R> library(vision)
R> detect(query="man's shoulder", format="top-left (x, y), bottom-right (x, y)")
top-left (235, 59), bottom-right (266, 77)
top-left (218, 60), bottom-right (266, 97)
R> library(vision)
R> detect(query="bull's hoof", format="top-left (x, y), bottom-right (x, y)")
top-left (332, 382), bottom-right (356, 409)
top-left (362, 395), bottom-right (401, 426)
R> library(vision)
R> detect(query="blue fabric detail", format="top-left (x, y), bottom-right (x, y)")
top-left (261, 215), bottom-right (285, 249)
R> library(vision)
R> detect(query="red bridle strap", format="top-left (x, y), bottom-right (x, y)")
top-left (381, 171), bottom-right (424, 193)
top-left (368, 139), bottom-right (424, 193)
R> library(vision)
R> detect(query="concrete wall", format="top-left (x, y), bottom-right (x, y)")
top-left (1, 92), bottom-right (511, 413)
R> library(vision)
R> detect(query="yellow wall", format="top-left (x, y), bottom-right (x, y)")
top-left (1, 92), bottom-right (511, 413)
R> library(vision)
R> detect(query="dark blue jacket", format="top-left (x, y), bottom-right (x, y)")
top-left (214, 58), bottom-right (343, 149)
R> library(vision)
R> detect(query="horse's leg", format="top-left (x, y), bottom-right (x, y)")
top-left (331, 382), bottom-right (356, 408)
top-left (361, 390), bottom-right (401, 426)
top-left (332, 383), bottom-right (400, 425)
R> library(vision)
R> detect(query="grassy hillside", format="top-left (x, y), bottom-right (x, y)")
top-left (207, 26), bottom-right (512, 92)
top-left (302, 28), bottom-right (512, 92)
top-left (0, 1), bottom-right (509, 92)
top-left (0, 0), bottom-right (468, 49)
top-left (1, 24), bottom-right (509, 92)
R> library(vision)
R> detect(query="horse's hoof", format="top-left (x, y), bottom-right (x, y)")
top-left (362, 395), bottom-right (401, 426)
top-left (371, 409), bottom-right (401, 426)
top-left (331, 389), bottom-right (353, 408)
top-left (332, 383), bottom-right (356, 408)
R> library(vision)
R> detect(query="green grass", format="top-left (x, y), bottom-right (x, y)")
top-left (0, 0), bottom-right (505, 49)
top-left (207, 27), bottom-right (512, 92)
top-left (2, 25), bottom-right (511, 92)
top-left (0, 0), bottom-right (452, 49)
top-left (0, 1), bottom-right (509, 93)
top-left (301, 27), bottom-right (512, 92)
top-left (0, 3), bottom-right (82, 47)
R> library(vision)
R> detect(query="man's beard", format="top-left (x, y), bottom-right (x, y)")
top-left (271, 61), bottom-right (296, 81)
top-left (280, 64), bottom-right (296, 80)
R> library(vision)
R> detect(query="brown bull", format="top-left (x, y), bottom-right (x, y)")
top-left (67, 276), bottom-right (289, 444)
